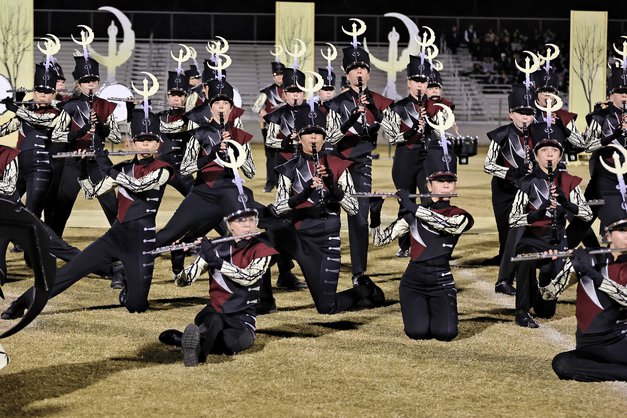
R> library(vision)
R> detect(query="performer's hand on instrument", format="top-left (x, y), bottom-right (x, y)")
top-left (369, 197), bottom-right (384, 228)
top-left (311, 176), bottom-right (323, 190)
top-left (221, 130), bottom-right (232, 141)
top-left (94, 149), bottom-right (113, 175)
top-left (90, 110), bottom-right (98, 125)
top-left (287, 179), bottom-right (315, 208)
top-left (396, 189), bottom-right (419, 214)
top-left (15, 88), bottom-right (26, 103)
top-left (0, 97), bottom-right (18, 113)
top-left (570, 248), bottom-right (604, 286)
top-left (199, 237), bottom-right (224, 269)
top-left (316, 163), bottom-right (328, 179)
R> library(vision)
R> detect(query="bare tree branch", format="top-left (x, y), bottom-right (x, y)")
top-left (571, 22), bottom-right (606, 114)
top-left (0, 2), bottom-right (31, 88)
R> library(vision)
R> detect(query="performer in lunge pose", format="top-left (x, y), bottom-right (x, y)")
top-left (158, 202), bottom-right (277, 366)
top-left (483, 84), bottom-right (536, 294)
top-left (325, 20), bottom-right (393, 284)
top-left (156, 78), bottom-right (255, 275)
top-left (252, 59), bottom-right (285, 193)
top-left (540, 191), bottom-right (627, 382)
top-left (370, 145), bottom-right (473, 341)
top-left (48, 52), bottom-right (121, 237)
top-left (1, 106), bottom-right (172, 318)
top-left (266, 100), bottom-right (385, 314)
top-left (0, 63), bottom-right (60, 218)
top-left (509, 126), bottom-right (592, 328)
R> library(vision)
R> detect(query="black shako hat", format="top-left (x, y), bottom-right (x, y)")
top-left (34, 63), bottom-right (57, 93)
top-left (530, 121), bottom-right (565, 154)
top-left (207, 79), bottom-right (234, 105)
top-left (294, 103), bottom-right (327, 137)
top-left (407, 55), bottom-right (431, 81)
top-left (185, 65), bottom-right (201, 79)
top-left (130, 108), bottom-right (161, 142)
top-left (532, 69), bottom-right (560, 94)
top-left (600, 191), bottom-right (627, 232)
top-left (49, 61), bottom-right (65, 81)
top-left (167, 71), bottom-right (190, 95)
top-left (202, 59), bottom-right (227, 85)
top-left (425, 143), bottom-right (457, 181)
top-left (342, 45), bottom-right (370, 73)
top-left (318, 67), bottom-right (336, 90)
top-left (508, 84), bottom-right (535, 114)
top-left (608, 65), bottom-right (627, 95)
top-left (282, 68), bottom-right (306, 92)
top-left (72, 56), bottom-right (99, 82)
top-left (272, 62), bottom-right (285, 75)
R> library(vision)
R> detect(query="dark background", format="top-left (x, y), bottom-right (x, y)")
top-left (33, 1), bottom-right (626, 43)
top-left (33, 0), bottom-right (626, 17)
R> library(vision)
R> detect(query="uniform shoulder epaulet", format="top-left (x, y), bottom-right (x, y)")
top-left (274, 156), bottom-right (298, 178)
top-left (486, 124), bottom-right (512, 145)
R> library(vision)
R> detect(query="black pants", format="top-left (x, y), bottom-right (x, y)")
top-left (0, 199), bottom-right (109, 283)
top-left (44, 142), bottom-right (68, 226)
top-left (491, 178), bottom-right (516, 258)
top-left (552, 337), bottom-right (627, 382)
top-left (47, 158), bottom-right (118, 238)
top-left (264, 146), bottom-right (277, 188)
top-left (399, 260), bottom-right (458, 341)
top-left (515, 248), bottom-right (558, 317)
top-left (16, 217), bottom-right (157, 313)
top-left (16, 148), bottom-right (52, 219)
top-left (566, 176), bottom-right (605, 248)
top-left (496, 226), bottom-right (524, 285)
top-left (194, 305), bottom-right (255, 356)
top-left (268, 215), bottom-right (368, 314)
top-left (392, 146), bottom-right (427, 252)
top-left (347, 154), bottom-right (372, 275)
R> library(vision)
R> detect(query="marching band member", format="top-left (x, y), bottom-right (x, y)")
top-left (47, 54), bottom-right (121, 237)
top-left (509, 127), bottom-right (591, 328)
top-left (158, 202), bottom-right (277, 366)
top-left (371, 145), bottom-right (473, 341)
top-left (1, 107), bottom-right (172, 318)
top-left (267, 102), bottom-right (385, 313)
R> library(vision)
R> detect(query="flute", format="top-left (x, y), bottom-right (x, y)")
top-left (52, 150), bottom-right (148, 159)
top-left (351, 192), bottom-right (459, 198)
top-left (511, 247), bottom-right (627, 262)
top-left (145, 231), bottom-right (263, 256)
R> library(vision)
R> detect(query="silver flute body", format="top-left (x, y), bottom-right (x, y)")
top-left (52, 150), bottom-right (147, 159)
top-left (145, 232), bottom-right (263, 256)
top-left (351, 192), bottom-right (459, 198)
top-left (510, 247), bottom-right (627, 262)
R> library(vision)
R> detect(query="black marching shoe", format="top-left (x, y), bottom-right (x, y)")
top-left (1, 299), bottom-right (27, 320)
top-left (159, 329), bottom-right (183, 347)
top-left (276, 272), bottom-right (307, 290)
top-left (495, 281), bottom-right (516, 296)
top-left (515, 310), bottom-right (539, 328)
top-left (255, 298), bottom-right (277, 315)
top-left (182, 323), bottom-right (201, 367)
top-left (480, 255), bottom-right (502, 266)
top-left (263, 184), bottom-right (275, 193)
top-left (354, 274), bottom-right (386, 308)
top-left (118, 286), bottom-right (127, 307)
top-left (109, 262), bottom-right (126, 289)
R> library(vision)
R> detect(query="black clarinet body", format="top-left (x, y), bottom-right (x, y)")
top-left (547, 161), bottom-right (560, 245)
top-left (310, 143), bottom-right (328, 219)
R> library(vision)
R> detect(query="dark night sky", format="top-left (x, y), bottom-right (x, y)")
top-left (33, 0), bottom-right (625, 19)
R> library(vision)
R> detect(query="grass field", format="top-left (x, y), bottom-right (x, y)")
top-left (0, 143), bottom-right (625, 417)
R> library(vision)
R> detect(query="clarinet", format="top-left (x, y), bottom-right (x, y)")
top-left (417, 91), bottom-right (428, 155)
top-left (622, 100), bottom-right (627, 139)
top-left (547, 161), bottom-right (560, 246)
top-left (357, 76), bottom-right (368, 137)
top-left (88, 89), bottom-right (96, 152)
top-left (522, 122), bottom-right (531, 171)
top-left (218, 111), bottom-right (233, 177)
top-left (310, 143), bottom-right (328, 218)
